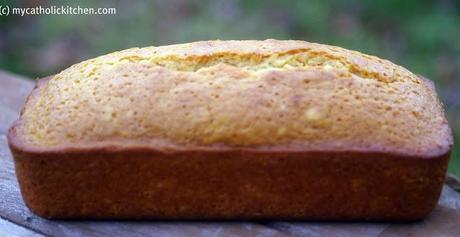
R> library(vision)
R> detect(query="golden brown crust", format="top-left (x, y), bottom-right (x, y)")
top-left (10, 144), bottom-right (449, 220)
top-left (7, 40), bottom-right (453, 220)
top-left (11, 40), bottom-right (452, 157)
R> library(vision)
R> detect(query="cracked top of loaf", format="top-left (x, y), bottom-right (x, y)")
top-left (9, 39), bottom-right (452, 156)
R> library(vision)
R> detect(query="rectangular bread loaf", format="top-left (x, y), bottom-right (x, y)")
top-left (8, 40), bottom-right (452, 220)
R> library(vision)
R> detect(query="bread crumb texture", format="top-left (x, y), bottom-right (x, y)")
top-left (16, 40), bottom-right (451, 155)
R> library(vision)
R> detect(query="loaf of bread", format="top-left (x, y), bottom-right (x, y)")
top-left (8, 40), bottom-right (452, 220)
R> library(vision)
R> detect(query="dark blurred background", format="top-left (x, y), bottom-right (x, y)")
top-left (1, 0), bottom-right (459, 175)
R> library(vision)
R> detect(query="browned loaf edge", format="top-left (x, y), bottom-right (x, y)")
top-left (8, 77), bottom-right (451, 220)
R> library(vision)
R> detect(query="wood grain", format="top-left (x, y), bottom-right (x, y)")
top-left (268, 203), bottom-right (460, 237)
top-left (0, 217), bottom-right (44, 237)
top-left (0, 71), bottom-right (34, 135)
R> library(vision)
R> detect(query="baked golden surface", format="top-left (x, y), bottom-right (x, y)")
top-left (8, 40), bottom-right (453, 220)
top-left (13, 39), bottom-right (451, 156)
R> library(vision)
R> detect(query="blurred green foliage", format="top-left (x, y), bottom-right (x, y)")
top-left (1, 0), bottom-right (459, 174)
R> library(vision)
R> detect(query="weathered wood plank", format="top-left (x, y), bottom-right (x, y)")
top-left (376, 206), bottom-right (460, 237)
top-left (266, 187), bottom-right (460, 237)
top-left (267, 204), bottom-right (460, 237)
top-left (265, 184), bottom-right (460, 237)
top-left (0, 217), bottom-right (44, 237)
top-left (0, 71), bottom-right (34, 135)
top-left (439, 184), bottom-right (460, 210)
top-left (0, 71), bottom-right (34, 111)
top-left (0, 135), bottom-right (289, 237)
top-left (0, 106), bottom-right (20, 135)
top-left (446, 174), bottom-right (460, 192)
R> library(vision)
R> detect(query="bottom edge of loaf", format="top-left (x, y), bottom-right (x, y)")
top-left (10, 147), bottom-right (449, 220)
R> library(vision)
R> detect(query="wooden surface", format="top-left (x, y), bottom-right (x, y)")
top-left (0, 70), bottom-right (460, 237)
